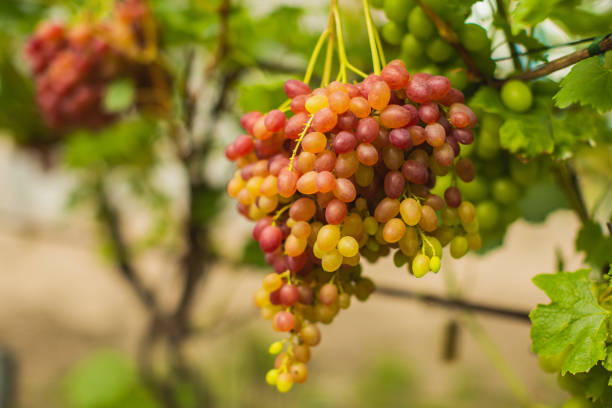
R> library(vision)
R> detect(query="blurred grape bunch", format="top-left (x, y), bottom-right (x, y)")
top-left (24, 0), bottom-right (170, 132)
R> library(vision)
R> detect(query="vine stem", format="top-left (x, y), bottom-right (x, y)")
top-left (495, 0), bottom-right (522, 72)
top-left (321, 3), bottom-right (336, 87)
top-left (510, 34), bottom-right (612, 82)
top-left (362, 0), bottom-right (381, 75)
top-left (460, 314), bottom-right (531, 406)
top-left (304, 28), bottom-right (330, 85)
top-left (413, 0), bottom-right (483, 80)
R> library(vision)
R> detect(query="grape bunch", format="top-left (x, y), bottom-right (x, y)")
top-left (25, 0), bottom-right (167, 131)
top-left (374, 0), bottom-right (494, 89)
top-left (225, 60), bottom-right (480, 392)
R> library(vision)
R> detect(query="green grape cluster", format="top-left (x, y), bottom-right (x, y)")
top-left (374, 0), bottom-right (494, 89)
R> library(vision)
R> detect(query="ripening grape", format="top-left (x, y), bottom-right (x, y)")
top-left (412, 253), bottom-right (430, 277)
top-left (338, 236), bottom-right (359, 257)
top-left (500, 80), bottom-right (533, 112)
top-left (407, 7), bottom-right (434, 39)
top-left (450, 236), bottom-right (469, 258)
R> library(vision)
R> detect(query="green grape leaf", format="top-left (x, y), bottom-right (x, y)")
top-left (530, 269), bottom-right (610, 374)
top-left (605, 345), bottom-right (612, 371)
top-left (551, 7), bottom-right (612, 36)
top-left (469, 86), bottom-right (507, 115)
top-left (583, 365), bottom-right (612, 402)
top-left (514, 0), bottom-right (563, 26)
top-left (575, 221), bottom-right (612, 270)
top-left (499, 116), bottom-right (554, 158)
top-left (554, 56), bottom-right (612, 113)
top-left (104, 78), bottom-right (135, 113)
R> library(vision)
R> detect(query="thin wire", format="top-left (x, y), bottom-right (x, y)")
top-left (492, 36), bottom-right (597, 61)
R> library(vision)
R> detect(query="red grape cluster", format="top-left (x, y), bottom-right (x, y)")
top-left (25, 0), bottom-right (166, 131)
top-left (225, 60), bottom-right (480, 392)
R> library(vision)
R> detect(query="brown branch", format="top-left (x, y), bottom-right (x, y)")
top-left (495, 0), bottom-right (522, 72)
top-left (98, 184), bottom-right (158, 312)
top-left (413, 0), bottom-right (484, 80)
top-left (375, 286), bottom-right (531, 322)
top-left (206, 0), bottom-right (231, 74)
top-left (511, 34), bottom-right (612, 81)
top-left (553, 161), bottom-right (589, 223)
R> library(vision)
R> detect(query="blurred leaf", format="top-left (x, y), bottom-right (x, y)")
top-left (519, 182), bottom-right (569, 222)
top-left (64, 117), bottom-right (158, 169)
top-left (149, 0), bottom-right (217, 45)
top-left (554, 56), bottom-right (612, 113)
top-left (508, 30), bottom-right (548, 62)
top-left (551, 7), bottom-right (612, 36)
top-left (513, 0), bottom-right (563, 26)
top-left (192, 186), bottom-right (223, 225)
top-left (530, 269), bottom-right (609, 374)
top-left (103, 78), bottom-right (135, 113)
top-left (241, 238), bottom-right (266, 268)
top-left (238, 76), bottom-right (287, 113)
top-left (499, 115), bottom-right (554, 158)
top-left (576, 220), bottom-right (612, 270)
top-left (65, 351), bottom-right (155, 408)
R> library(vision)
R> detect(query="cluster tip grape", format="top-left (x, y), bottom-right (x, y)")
top-left (225, 59), bottom-right (481, 391)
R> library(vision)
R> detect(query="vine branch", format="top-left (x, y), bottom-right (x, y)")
top-left (413, 0), bottom-right (484, 80)
top-left (495, 0), bottom-right (522, 72)
top-left (375, 286), bottom-right (531, 322)
top-left (511, 34), bottom-right (612, 81)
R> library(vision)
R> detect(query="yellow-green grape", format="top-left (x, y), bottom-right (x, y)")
top-left (257, 195), bottom-right (278, 214)
top-left (322, 249), bottom-right (343, 272)
top-left (400, 198), bottom-right (421, 226)
top-left (344, 253), bottom-right (361, 266)
top-left (363, 216), bottom-right (378, 235)
top-left (394, 250), bottom-right (408, 267)
top-left (399, 226), bottom-right (419, 256)
top-left (342, 213), bottom-right (363, 238)
top-left (463, 217), bottom-right (479, 234)
top-left (313, 242), bottom-right (324, 259)
top-left (423, 236), bottom-right (442, 257)
top-left (338, 292), bottom-right (351, 309)
top-left (254, 288), bottom-right (270, 308)
top-left (440, 207), bottom-right (459, 226)
top-left (450, 236), bottom-right (469, 258)
top-left (466, 233), bottom-right (482, 250)
top-left (246, 176), bottom-right (264, 196)
top-left (412, 253), bottom-right (430, 278)
top-left (458, 201), bottom-right (476, 224)
top-left (382, 218), bottom-right (406, 243)
top-left (305, 94), bottom-right (328, 114)
top-left (248, 204), bottom-right (265, 220)
top-left (355, 164), bottom-right (374, 186)
top-left (355, 197), bottom-right (368, 212)
top-left (263, 273), bottom-right (282, 292)
top-left (366, 238), bottom-right (380, 251)
top-left (266, 368), bottom-right (280, 386)
top-left (434, 226), bottom-right (455, 246)
top-left (429, 256), bottom-right (441, 273)
top-left (374, 224), bottom-right (386, 245)
top-left (337, 236), bottom-right (359, 257)
top-left (268, 341), bottom-right (284, 355)
top-left (276, 372), bottom-right (294, 393)
top-left (317, 224), bottom-right (341, 252)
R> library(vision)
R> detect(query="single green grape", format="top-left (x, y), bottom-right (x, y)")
top-left (476, 201), bottom-right (500, 230)
top-left (426, 38), bottom-right (454, 62)
top-left (401, 33), bottom-right (425, 58)
top-left (492, 178), bottom-right (520, 205)
top-left (476, 127), bottom-right (500, 160)
top-left (458, 177), bottom-right (488, 202)
top-left (450, 236), bottom-right (469, 258)
top-left (407, 7), bottom-right (434, 40)
top-left (393, 249), bottom-right (408, 267)
top-left (384, 0), bottom-right (414, 23)
top-left (382, 21), bottom-right (405, 46)
top-left (446, 68), bottom-right (468, 90)
top-left (412, 253), bottom-right (430, 277)
top-left (460, 23), bottom-right (490, 52)
top-left (429, 255), bottom-right (441, 272)
top-left (501, 80), bottom-right (533, 112)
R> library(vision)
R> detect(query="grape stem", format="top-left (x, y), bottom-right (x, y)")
top-left (321, 2), bottom-right (336, 87)
top-left (272, 203), bottom-right (293, 225)
top-left (362, 0), bottom-right (381, 75)
top-left (288, 115), bottom-right (314, 171)
top-left (333, 5), bottom-right (368, 82)
top-left (304, 28), bottom-right (330, 85)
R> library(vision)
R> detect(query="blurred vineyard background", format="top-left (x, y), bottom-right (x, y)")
top-left (0, 0), bottom-right (611, 407)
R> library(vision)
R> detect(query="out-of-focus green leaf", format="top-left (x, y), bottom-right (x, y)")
top-left (576, 220), bottom-right (612, 270)
top-left (519, 182), bottom-right (569, 222)
top-left (554, 56), bottom-right (612, 113)
top-left (64, 117), bottom-right (158, 169)
top-left (514, 0), bottom-right (563, 26)
top-left (551, 7), bottom-right (612, 36)
top-left (238, 76), bottom-right (287, 113)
